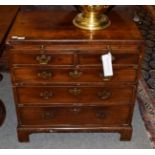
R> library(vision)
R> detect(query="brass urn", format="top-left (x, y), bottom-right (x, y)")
top-left (73, 5), bottom-right (111, 30)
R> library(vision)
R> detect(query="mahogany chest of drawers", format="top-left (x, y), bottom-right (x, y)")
top-left (6, 8), bottom-right (144, 142)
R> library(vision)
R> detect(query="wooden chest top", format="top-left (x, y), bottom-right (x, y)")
top-left (6, 7), bottom-right (143, 44)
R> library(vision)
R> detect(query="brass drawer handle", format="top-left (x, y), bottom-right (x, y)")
top-left (98, 90), bottom-right (111, 100)
top-left (36, 54), bottom-right (51, 64)
top-left (96, 111), bottom-right (106, 118)
top-left (37, 71), bottom-right (52, 79)
top-left (69, 70), bottom-right (82, 78)
top-left (69, 88), bottom-right (81, 96)
top-left (70, 107), bottom-right (81, 114)
top-left (42, 111), bottom-right (54, 120)
top-left (40, 91), bottom-right (53, 99)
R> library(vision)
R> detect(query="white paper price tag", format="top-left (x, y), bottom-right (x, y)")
top-left (101, 52), bottom-right (113, 77)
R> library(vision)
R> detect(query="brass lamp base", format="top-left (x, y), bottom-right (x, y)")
top-left (73, 13), bottom-right (111, 30)
top-left (73, 5), bottom-right (112, 30)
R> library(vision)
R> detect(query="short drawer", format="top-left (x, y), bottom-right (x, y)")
top-left (18, 105), bottom-right (131, 126)
top-left (10, 53), bottom-right (74, 66)
top-left (78, 53), bottom-right (139, 66)
top-left (14, 86), bottom-right (135, 106)
top-left (11, 66), bottom-right (137, 84)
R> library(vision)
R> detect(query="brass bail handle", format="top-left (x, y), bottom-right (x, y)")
top-left (36, 54), bottom-right (51, 65)
top-left (42, 111), bottom-right (54, 120)
top-left (96, 111), bottom-right (106, 118)
top-left (69, 88), bottom-right (81, 96)
top-left (40, 91), bottom-right (53, 100)
top-left (98, 90), bottom-right (111, 100)
top-left (37, 71), bottom-right (52, 79)
top-left (70, 107), bottom-right (81, 114)
top-left (69, 70), bottom-right (82, 79)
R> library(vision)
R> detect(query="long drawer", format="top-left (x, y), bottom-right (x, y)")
top-left (18, 105), bottom-right (132, 126)
top-left (14, 86), bottom-right (135, 106)
top-left (11, 66), bottom-right (137, 84)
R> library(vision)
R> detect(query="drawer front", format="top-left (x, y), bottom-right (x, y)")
top-left (10, 44), bottom-right (138, 51)
top-left (14, 86), bottom-right (135, 105)
top-left (9, 43), bottom-right (139, 67)
top-left (78, 53), bottom-right (139, 65)
top-left (18, 105), bottom-right (131, 126)
top-left (11, 67), bottom-right (137, 84)
top-left (10, 53), bottom-right (74, 65)
top-left (10, 52), bottom-right (139, 66)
